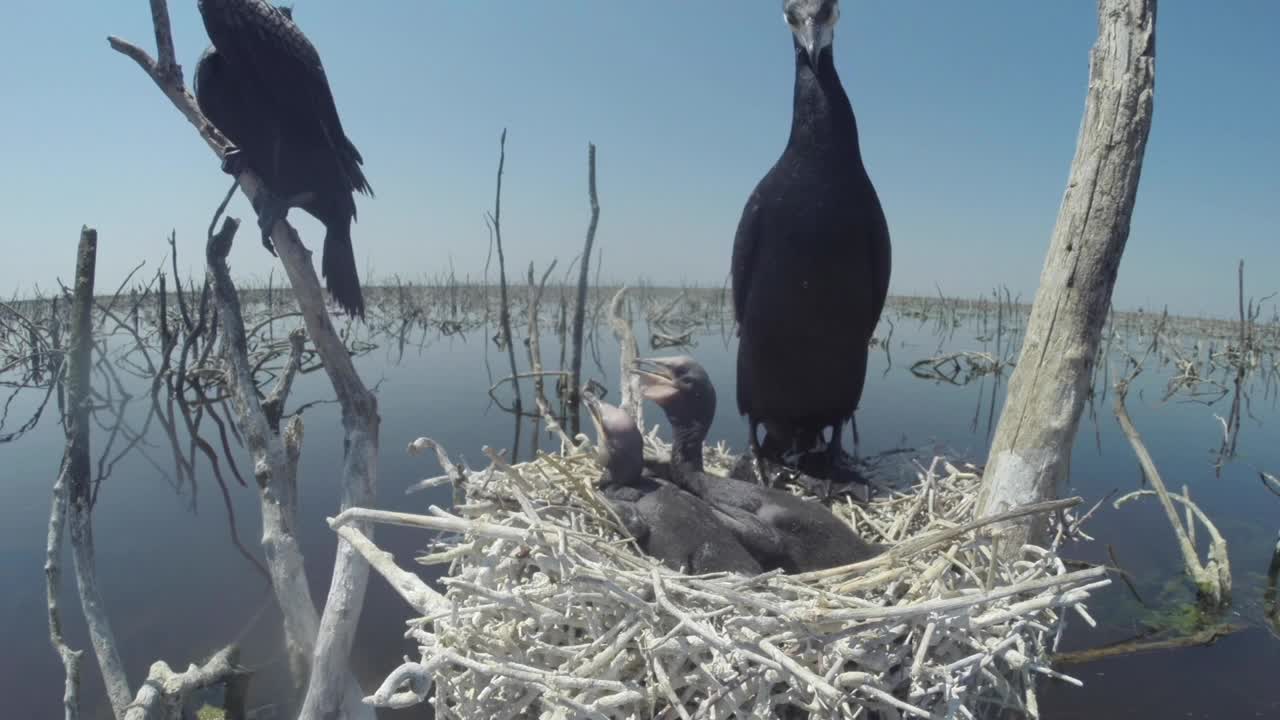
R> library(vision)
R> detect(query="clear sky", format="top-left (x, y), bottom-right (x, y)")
top-left (2, 1), bottom-right (1276, 317)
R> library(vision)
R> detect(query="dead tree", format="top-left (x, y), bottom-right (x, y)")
top-left (976, 0), bottom-right (1157, 547)
top-left (109, 3), bottom-right (379, 716)
top-left (567, 144), bottom-right (600, 437)
top-left (45, 228), bottom-right (105, 719)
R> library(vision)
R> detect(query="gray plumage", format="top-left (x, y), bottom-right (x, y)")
top-left (633, 356), bottom-right (885, 573)
top-left (586, 395), bottom-right (762, 576)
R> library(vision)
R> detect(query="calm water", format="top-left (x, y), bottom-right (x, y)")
top-left (3, 296), bottom-right (1278, 718)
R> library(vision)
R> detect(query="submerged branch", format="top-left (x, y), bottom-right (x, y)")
top-left (1114, 364), bottom-right (1231, 607)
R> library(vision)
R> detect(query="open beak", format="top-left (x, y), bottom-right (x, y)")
top-left (583, 390), bottom-right (606, 440)
top-left (630, 358), bottom-right (680, 405)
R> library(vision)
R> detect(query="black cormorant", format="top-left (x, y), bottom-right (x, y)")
top-left (632, 356), bottom-right (884, 573)
top-left (731, 0), bottom-right (891, 485)
top-left (195, 0), bottom-right (372, 318)
top-left (584, 394), bottom-right (762, 576)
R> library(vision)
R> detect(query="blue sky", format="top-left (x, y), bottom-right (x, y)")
top-left (2, 1), bottom-right (1276, 317)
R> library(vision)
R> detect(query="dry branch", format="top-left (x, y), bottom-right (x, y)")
top-left (488, 129), bottom-right (523, 441)
top-left (111, 4), bottom-right (380, 715)
top-left (61, 227), bottom-right (133, 717)
top-left (44, 229), bottom-right (96, 720)
top-left (1111, 358), bottom-right (1230, 607)
top-left (123, 645), bottom-right (244, 720)
top-left (205, 218), bottom-right (373, 714)
top-left (567, 144), bottom-right (600, 437)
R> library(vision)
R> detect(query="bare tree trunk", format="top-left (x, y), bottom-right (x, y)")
top-left (45, 230), bottom-right (94, 720)
top-left (567, 144), bottom-right (600, 437)
top-left (62, 228), bottom-right (135, 718)
top-left (206, 217), bottom-right (322, 692)
top-left (976, 0), bottom-right (1156, 545)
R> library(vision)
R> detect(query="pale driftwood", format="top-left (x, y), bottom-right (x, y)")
top-left (123, 645), bottom-right (243, 720)
top-left (606, 287), bottom-right (643, 428)
top-left (977, 0), bottom-right (1157, 548)
top-left (206, 217), bottom-right (326, 690)
top-left (111, 4), bottom-right (380, 716)
top-left (331, 522), bottom-right (449, 615)
top-left (60, 228), bottom-right (133, 717)
top-left (566, 143), bottom-right (600, 437)
top-left (45, 454), bottom-right (84, 720)
top-left (1111, 448), bottom-right (1231, 605)
top-left (44, 229), bottom-right (97, 720)
top-left (1108, 352), bottom-right (1229, 608)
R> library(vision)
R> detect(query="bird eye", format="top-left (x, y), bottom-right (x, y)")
top-left (784, 10), bottom-right (799, 26)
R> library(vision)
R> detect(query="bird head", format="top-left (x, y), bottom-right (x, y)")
top-left (583, 391), bottom-right (643, 488)
top-left (631, 355), bottom-right (717, 433)
top-left (783, 0), bottom-right (840, 67)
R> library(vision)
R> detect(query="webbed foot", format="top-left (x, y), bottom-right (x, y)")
top-left (221, 146), bottom-right (247, 177)
top-left (251, 187), bottom-right (290, 256)
top-left (821, 427), bottom-right (871, 503)
top-left (822, 457), bottom-right (872, 503)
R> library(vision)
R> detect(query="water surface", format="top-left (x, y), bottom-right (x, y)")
top-left (3, 293), bottom-right (1278, 718)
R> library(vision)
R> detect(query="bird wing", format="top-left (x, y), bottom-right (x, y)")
top-left (866, 203), bottom-right (892, 332)
top-left (731, 192), bottom-right (763, 329)
top-left (198, 0), bottom-right (371, 195)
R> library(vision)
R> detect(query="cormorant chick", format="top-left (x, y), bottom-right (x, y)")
top-left (633, 356), bottom-right (884, 573)
top-left (195, 0), bottom-right (373, 318)
top-left (584, 393), bottom-right (762, 576)
top-left (731, 0), bottom-right (891, 487)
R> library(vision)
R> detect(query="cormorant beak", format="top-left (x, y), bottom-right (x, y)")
top-left (630, 358), bottom-right (679, 406)
top-left (583, 391), bottom-right (606, 440)
top-left (798, 19), bottom-right (821, 66)
top-left (793, 11), bottom-right (838, 69)
top-left (798, 19), bottom-right (819, 65)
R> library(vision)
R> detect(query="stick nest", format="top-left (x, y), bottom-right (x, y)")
top-left (371, 435), bottom-right (1107, 719)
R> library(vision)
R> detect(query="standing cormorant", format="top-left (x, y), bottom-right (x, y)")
top-left (584, 394), bottom-right (762, 576)
top-left (632, 356), bottom-right (884, 573)
top-left (195, 0), bottom-right (372, 318)
top-left (731, 0), bottom-right (891, 485)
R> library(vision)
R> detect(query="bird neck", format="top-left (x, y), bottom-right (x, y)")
top-left (787, 43), bottom-right (862, 160)
top-left (670, 419), bottom-right (709, 475)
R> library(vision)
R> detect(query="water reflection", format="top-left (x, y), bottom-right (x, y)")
top-left (3, 286), bottom-right (1279, 718)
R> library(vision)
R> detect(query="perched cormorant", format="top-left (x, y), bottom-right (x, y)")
top-left (731, 0), bottom-right (891, 485)
top-left (195, 0), bottom-right (372, 318)
top-left (584, 393), bottom-right (762, 576)
top-left (632, 356), bottom-right (884, 573)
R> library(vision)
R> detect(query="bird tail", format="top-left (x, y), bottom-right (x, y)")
top-left (321, 219), bottom-right (366, 321)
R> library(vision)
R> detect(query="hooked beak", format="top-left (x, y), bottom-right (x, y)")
top-left (583, 390), bottom-right (605, 439)
top-left (630, 358), bottom-right (680, 405)
top-left (798, 19), bottom-right (820, 66)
